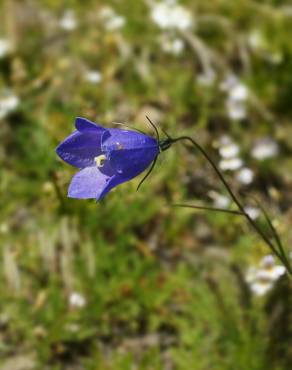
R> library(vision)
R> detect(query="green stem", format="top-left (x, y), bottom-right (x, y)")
top-left (172, 135), bottom-right (292, 276)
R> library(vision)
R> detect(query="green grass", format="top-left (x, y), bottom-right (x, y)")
top-left (0, 0), bottom-right (291, 369)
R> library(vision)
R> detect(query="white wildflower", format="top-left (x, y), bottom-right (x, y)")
top-left (219, 142), bottom-right (240, 159)
top-left (0, 92), bottom-right (19, 119)
top-left (229, 84), bottom-right (248, 101)
top-left (0, 39), bottom-right (12, 58)
top-left (208, 190), bottom-right (231, 209)
top-left (218, 135), bottom-right (232, 146)
top-left (69, 292), bottom-right (86, 308)
top-left (244, 206), bottom-right (260, 220)
top-left (219, 157), bottom-right (243, 171)
top-left (106, 15), bottom-right (125, 31)
top-left (247, 30), bottom-right (265, 50)
top-left (256, 266), bottom-right (286, 281)
top-left (260, 254), bottom-right (274, 268)
top-left (99, 6), bottom-right (115, 19)
top-left (84, 70), bottom-right (102, 84)
top-left (226, 83), bottom-right (249, 121)
top-left (197, 69), bottom-right (216, 87)
top-left (59, 10), bottom-right (77, 31)
top-left (219, 74), bottom-right (239, 92)
top-left (251, 138), bottom-right (279, 160)
top-left (217, 136), bottom-right (243, 171)
top-left (1, 94), bottom-right (19, 111)
top-left (170, 38), bottom-right (184, 54)
top-left (159, 34), bottom-right (184, 55)
top-left (99, 6), bottom-right (125, 31)
top-left (259, 255), bottom-right (285, 279)
top-left (221, 74), bottom-right (249, 120)
top-left (250, 280), bottom-right (273, 296)
top-left (226, 99), bottom-right (247, 120)
top-left (236, 167), bottom-right (254, 185)
top-left (151, 1), bottom-right (193, 31)
top-left (246, 254), bottom-right (286, 297)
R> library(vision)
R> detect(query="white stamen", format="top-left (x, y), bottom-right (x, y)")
top-left (94, 154), bottom-right (106, 168)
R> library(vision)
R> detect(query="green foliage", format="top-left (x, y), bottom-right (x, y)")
top-left (0, 0), bottom-right (291, 369)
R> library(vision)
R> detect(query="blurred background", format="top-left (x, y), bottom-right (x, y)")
top-left (0, 0), bottom-right (291, 369)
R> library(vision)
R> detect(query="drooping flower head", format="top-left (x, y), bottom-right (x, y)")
top-left (56, 118), bottom-right (161, 200)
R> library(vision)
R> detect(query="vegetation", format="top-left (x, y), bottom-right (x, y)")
top-left (0, 1), bottom-right (291, 369)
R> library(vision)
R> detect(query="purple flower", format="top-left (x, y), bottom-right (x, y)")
top-left (56, 117), bottom-right (160, 200)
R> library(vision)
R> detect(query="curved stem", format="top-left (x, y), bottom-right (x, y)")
top-left (172, 135), bottom-right (292, 276)
top-left (136, 155), bottom-right (158, 191)
top-left (250, 197), bottom-right (291, 272)
top-left (173, 203), bottom-right (245, 216)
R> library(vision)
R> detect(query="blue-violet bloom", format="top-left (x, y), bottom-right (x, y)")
top-left (56, 117), bottom-right (160, 200)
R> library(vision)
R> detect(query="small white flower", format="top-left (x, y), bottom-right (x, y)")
top-left (258, 255), bottom-right (285, 280)
top-left (0, 92), bottom-right (19, 119)
top-left (221, 75), bottom-right (249, 120)
top-left (247, 30), bottom-right (265, 50)
top-left (256, 266), bottom-right (286, 281)
top-left (226, 85), bottom-right (248, 120)
top-left (226, 99), bottom-right (247, 120)
top-left (246, 254), bottom-right (286, 297)
top-left (1, 94), bottom-right (19, 111)
top-left (99, 6), bottom-right (125, 31)
top-left (219, 157), bottom-right (243, 171)
top-left (260, 254), bottom-right (274, 268)
top-left (244, 206), bottom-right (260, 220)
top-left (217, 136), bottom-right (241, 162)
top-left (106, 15), bottom-right (125, 31)
top-left (0, 39), bottom-right (12, 58)
top-left (229, 84), bottom-right (249, 101)
top-left (99, 6), bottom-right (115, 19)
top-left (160, 34), bottom-right (184, 55)
top-left (171, 38), bottom-right (184, 54)
top-left (208, 191), bottom-right (231, 209)
top-left (250, 280), bottom-right (273, 296)
top-left (166, 38), bottom-right (184, 55)
top-left (219, 143), bottom-right (240, 159)
top-left (69, 292), bottom-right (86, 308)
top-left (251, 138), bottom-right (279, 160)
top-left (197, 69), bottom-right (216, 87)
top-left (236, 167), bottom-right (254, 185)
top-left (151, 2), bottom-right (193, 31)
top-left (218, 135), bottom-right (232, 146)
top-left (219, 74), bottom-right (239, 92)
top-left (59, 10), bottom-right (77, 31)
top-left (84, 70), bottom-right (102, 84)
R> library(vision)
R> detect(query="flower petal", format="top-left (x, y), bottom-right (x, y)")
top-left (98, 173), bottom-right (130, 200)
top-left (56, 130), bottom-right (103, 168)
top-left (109, 147), bottom-right (159, 178)
top-left (68, 167), bottom-right (112, 199)
top-left (102, 128), bottom-right (158, 153)
top-left (68, 167), bottom-right (128, 200)
top-left (101, 128), bottom-right (159, 178)
top-left (75, 117), bottom-right (106, 133)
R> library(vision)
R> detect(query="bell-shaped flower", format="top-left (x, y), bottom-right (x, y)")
top-left (56, 117), bottom-right (160, 200)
